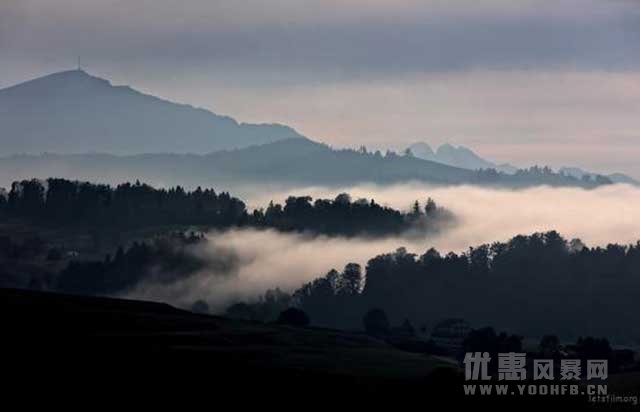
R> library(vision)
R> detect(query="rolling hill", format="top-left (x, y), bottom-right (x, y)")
top-left (2, 287), bottom-right (460, 403)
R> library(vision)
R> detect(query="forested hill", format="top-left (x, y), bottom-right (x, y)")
top-left (0, 178), bottom-right (450, 237)
top-left (0, 138), bottom-right (611, 189)
top-left (234, 231), bottom-right (640, 343)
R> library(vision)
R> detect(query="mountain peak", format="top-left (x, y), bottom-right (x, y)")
top-left (56, 68), bottom-right (103, 81)
top-left (55, 68), bottom-right (91, 77)
top-left (0, 70), bottom-right (305, 155)
top-left (408, 141), bottom-right (502, 172)
top-left (435, 143), bottom-right (456, 155)
top-left (50, 68), bottom-right (111, 82)
top-left (408, 142), bottom-right (434, 158)
top-left (18, 68), bottom-right (102, 83)
top-left (0, 69), bottom-right (112, 98)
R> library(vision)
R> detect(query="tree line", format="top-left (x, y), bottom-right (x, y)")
top-left (233, 231), bottom-right (640, 343)
top-left (0, 178), bottom-right (450, 237)
top-left (56, 232), bottom-right (207, 295)
top-left (475, 165), bottom-right (612, 186)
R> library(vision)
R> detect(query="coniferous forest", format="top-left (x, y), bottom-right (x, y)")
top-left (0, 178), bottom-right (449, 236)
top-left (0, 177), bottom-right (450, 298)
top-left (4, 179), bottom-right (640, 347)
top-left (229, 231), bottom-right (640, 343)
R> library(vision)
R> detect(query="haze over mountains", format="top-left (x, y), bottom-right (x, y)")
top-left (408, 142), bottom-right (639, 186)
top-left (0, 139), bottom-right (475, 189)
top-left (0, 70), bottom-right (629, 190)
top-left (0, 138), bottom-right (610, 191)
top-left (408, 142), bottom-right (517, 174)
top-left (0, 70), bottom-right (302, 154)
top-left (558, 167), bottom-right (639, 186)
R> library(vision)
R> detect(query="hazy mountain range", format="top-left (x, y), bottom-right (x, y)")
top-left (0, 70), bottom-right (629, 190)
top-left (408, 142), bottom-right (638, 185)
top-left (0, 138), bottom-right (608, 191)
top-left (408, 142), bottom-right (518, 174)
top-left (0, 139), bottom-right (474, 189)
top-left (0, 70), bottom-right (302, 154)
top-left (558, 167), bottom-right (639, 186)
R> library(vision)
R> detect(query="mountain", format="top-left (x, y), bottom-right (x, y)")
top-left (0, 138), bottom-right (474, 189)
top-left (406, 142), bottom-right (435, 159)
top-left (0, 138), bottom-right (607, 190)
top-left (434, 143), bottom-right (496, 170)
top-left (0, 70), bottom-right (303, 155)
top-left (559, 167), bottom-right (639, 186)
top-left (409, 142), bottom-right (637, 184)
top-left (407, 142), bottom-right (517, 174)
top-left (608, 173), bottom-right (640, 185)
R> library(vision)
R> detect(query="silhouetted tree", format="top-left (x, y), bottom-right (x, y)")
top-left (56, 233), bottom-right (207, 295)
top-left (5, 178), bottom-right (451, 237)
top-left (425, 198), bottom-right (437, 216)
top-left (410, 200), bottom-right (422, 219)
top-left (337, 263), bottom-right (363, 295)
top-left (228, 229), bottom-right (640, 342)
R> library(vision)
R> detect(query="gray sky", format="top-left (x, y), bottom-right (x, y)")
top-left (2, 0), bottom-right (640, 176)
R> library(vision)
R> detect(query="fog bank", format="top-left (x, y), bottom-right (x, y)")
top-left (126, 183), bottom-right (640, 311)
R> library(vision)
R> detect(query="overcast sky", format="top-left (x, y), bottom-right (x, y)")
top-left (2, 0), bottom-right (640, 176)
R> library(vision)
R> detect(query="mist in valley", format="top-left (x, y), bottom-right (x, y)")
top-left (125, 183), bottom-right (640, 312)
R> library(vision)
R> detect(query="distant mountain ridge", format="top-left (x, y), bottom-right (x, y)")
top-left (408, 142), bottom-right (638, 185)
top-left (0, 138), bottom-right (609, 190)
top-left (559, 167), bottom-right (640, 186)
top-left (0, 70), bottom-right (629, 188)
top-left (0, 70), bottom-right (303, 155)
top-left (408, 142), bottom-right (517, 174)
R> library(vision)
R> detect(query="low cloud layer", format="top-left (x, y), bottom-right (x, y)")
top-left (126, 183), bottom-right (640, 311)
